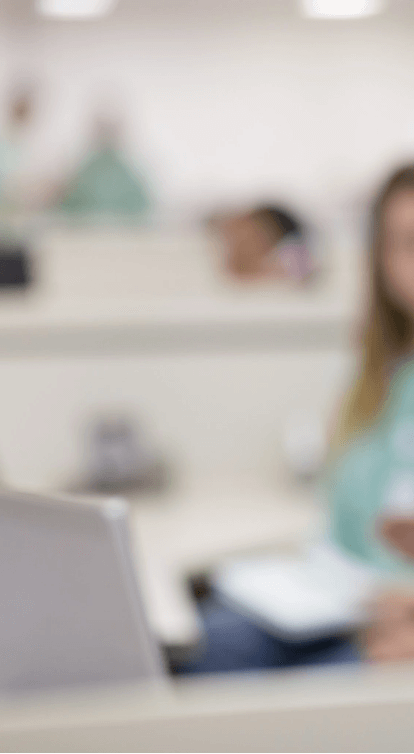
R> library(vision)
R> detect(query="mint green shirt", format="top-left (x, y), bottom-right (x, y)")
top-left (59, 146), bottom-right (151, 218)
top-left (328, 360), bottom-right (414, 579)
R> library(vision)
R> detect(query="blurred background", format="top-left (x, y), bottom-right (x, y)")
top-left (0, 0), bottom-right (414, 708)
top-left (3, 0), bottom-right (413, 492)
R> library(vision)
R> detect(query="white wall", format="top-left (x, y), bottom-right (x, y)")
top-left (2, 0), bottom-right (414, 219)
top-left (0, 224), bottom-right (356, 491)
top-left (0, 348), bottom-right (353, 490)
top-left (0, 0), bottom-right (399, 489)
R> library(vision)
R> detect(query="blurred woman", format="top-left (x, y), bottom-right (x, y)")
top-left (176, 166), bottom-right (414, 674)
top-left (330, 165), bottom-right (414, 661)
top-left (0, 85), bottom-right (35, 213)
top-left (0, 85), bottom-right (35, 288)
top-left (215, 205), bottom-right (318, 284)
top-left (58, 115), bottom-right (151, 220)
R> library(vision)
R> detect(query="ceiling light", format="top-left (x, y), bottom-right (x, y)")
top-left (36, 0), bottom-right (118, 19)
top-left (301, 0), bottom-right (385, 18)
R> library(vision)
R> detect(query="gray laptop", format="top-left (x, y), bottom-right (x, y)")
top-left (0, 490), bottom-right (165, 693)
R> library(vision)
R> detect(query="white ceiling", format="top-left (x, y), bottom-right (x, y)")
top-left (0, 0), bottom-right (412, 23)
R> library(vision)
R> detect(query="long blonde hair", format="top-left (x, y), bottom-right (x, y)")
top-left (335, 166), bottom-right (414, 449)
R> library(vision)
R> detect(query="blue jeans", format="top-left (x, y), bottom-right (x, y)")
top-left (174, 594), bottom-right (360, 675)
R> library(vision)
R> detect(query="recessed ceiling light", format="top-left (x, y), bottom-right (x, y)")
top-left (301, 0), bottom-right (385, 18)
top-left (36, 0), bottom-right (118, 19)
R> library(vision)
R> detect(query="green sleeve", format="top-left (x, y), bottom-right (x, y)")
top-left (326, 453), bottom-right (369, 562)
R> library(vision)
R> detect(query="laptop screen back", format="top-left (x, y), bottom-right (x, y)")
top-left (0, 491), bottom-right (164, 693)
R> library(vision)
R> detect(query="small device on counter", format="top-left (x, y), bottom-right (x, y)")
top-left (76, 414), bottom-right (170, 495)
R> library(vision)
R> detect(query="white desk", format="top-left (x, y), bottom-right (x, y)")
top-left (128, 479), bottom-right (319, 647)
top-left (2, 663), bottom-right (414, 752)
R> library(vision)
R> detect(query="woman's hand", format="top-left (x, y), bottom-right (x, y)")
top-left (380, 518), bottom-right (414, 561)
top-left (366, 591), bottom-right (414, 661)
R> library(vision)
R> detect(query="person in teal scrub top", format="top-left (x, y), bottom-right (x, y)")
top-left (58, 115), bottom-right (151, 220)
top-left (0, 86), bottom-right (35, 214)
top-left (0, 86), bottom-right (35, 288)
top-left (173, 166), bottom-right (414, 676)
top-left (329, 165), bottom-right (414, 661)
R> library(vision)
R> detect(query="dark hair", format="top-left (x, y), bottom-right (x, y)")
top-left (251, 205), bottom-right (302, 237)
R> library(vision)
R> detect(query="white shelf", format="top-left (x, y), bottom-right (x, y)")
top-left (0, 225), bottom-right (362, 354)
top-left (0, 294), bottom-right (356, 355)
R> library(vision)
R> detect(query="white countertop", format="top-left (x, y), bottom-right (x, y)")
top-left (0, 225), bottom-right (362, 353)
top-left (128, 479), bottom-right (320, 646)
top-left (1, 663), bottom-right (414, 752)
top-left (0, 287), bottom-right (355, 332)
